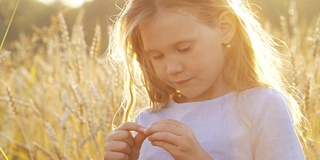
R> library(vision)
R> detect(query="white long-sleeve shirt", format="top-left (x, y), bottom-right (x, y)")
top-left (135, 87), bottom-right (305, 160)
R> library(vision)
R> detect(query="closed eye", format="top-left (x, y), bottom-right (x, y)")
top-left (150, 53), bottom-right (164, 60)
top-left (178, 47), bottom-right (191, 52)
top-left (177, 46), bottom-right (192, 53)
top-left (176, 42), bottom-right (193, 53)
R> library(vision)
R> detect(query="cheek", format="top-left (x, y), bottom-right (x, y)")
top-left (152, 63), bottom-right (166, 80)
top-left (192, 51), bottom-right (224, 73)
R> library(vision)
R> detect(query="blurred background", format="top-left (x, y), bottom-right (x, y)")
top-left (1, 0), bottom-right (320, 50)
top-left (0, 0), bottom-right (320, 159)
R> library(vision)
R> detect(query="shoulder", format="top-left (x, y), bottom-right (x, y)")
top-left (241, 87), bottom-right (295, 131)
top-left (239, 87), bottom-right (289, 113)
top-left (238, 87), bottom-right (293, 123)
top-left (240, 87), bottom-right (285, 103)
top-left (241, 86), bottom-right (288, 108)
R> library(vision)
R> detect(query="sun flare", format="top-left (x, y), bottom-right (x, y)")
top-left (36, 0), bottom-right (55, 5)
top-left (35, 0), bottom-right (93, 8)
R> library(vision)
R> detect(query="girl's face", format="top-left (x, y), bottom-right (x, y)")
top-left (140, 9), bottom-right (229, 102)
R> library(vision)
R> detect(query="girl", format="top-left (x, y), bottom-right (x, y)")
top-left (104, 0), bottom-right (306, 159)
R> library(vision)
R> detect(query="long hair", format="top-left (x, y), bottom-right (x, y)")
top-left (107, 0), bottom-right (306, 137)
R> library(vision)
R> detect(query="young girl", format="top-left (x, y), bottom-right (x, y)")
top-left (104, 0), bottom-right (306, 159)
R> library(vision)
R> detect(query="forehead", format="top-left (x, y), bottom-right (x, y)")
top-left (139, 9), bottom-right (203, 51)
top-left (138, 8), bottom-right (196, 35)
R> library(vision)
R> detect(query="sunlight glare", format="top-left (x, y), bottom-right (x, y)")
top-left (35, 0), bottom-right (93, 8)
top-left (60, 0), bottom-right (92, 8)
top-left (36, 0), bottom-right (56, 5)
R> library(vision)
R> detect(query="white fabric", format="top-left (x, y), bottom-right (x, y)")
top-left (135, 87), bottom-right (305, 160)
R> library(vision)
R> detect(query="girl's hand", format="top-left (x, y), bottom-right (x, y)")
top-left (104, 122), bottom-right (147, 160)
top-left (143, 119), bottom-right (213, 160)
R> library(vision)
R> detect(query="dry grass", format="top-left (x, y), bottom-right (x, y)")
top-left (0, 3), bottom-right (320, 160)
top-left (0, 12), bottom-right (124, 160)
top-left (274, 2), bottom-right (320, 160)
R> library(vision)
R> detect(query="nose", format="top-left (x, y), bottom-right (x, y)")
top-left (166, 61), bottom-right (184, 75)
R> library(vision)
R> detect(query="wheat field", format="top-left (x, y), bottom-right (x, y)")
top-left (0, 2), bottom-right (319, 160)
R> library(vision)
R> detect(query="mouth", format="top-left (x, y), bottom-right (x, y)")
top-left (173, 79), bottom-right (191, 86)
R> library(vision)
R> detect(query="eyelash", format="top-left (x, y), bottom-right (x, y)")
top-left (178, 46), bottom-right (191, 52)
top-left (152, 54), bottom-right (164, 60)
top-left (150, 45), bottom-right (192, 60)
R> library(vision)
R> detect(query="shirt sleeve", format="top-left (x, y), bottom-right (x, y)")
top-left (251, 91), bottom-right (305, 160)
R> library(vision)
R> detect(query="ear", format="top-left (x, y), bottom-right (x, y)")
top-left (217, 11), bottom-right (236, 45)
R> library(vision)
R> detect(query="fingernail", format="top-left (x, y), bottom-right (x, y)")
top-left (139, 127), bottom-right (145, 133)
top-left (142, 127), bottom-right (148, 134)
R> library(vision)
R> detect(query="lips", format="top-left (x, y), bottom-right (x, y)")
top-left (172, 79), bottom-right (190, 85)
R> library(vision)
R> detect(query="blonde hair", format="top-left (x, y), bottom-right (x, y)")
top-left (107, 0), bottom-right (305, 136)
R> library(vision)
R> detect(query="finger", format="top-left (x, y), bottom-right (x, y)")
top-left (129, 133), bottom-right (148, 160)
top-left (115, 122), bottom-right (145, 133)
top-left (144, 122), bottom-right (184, 136)
top-left (105, 141), bottom-right (132, 155)
top-left (150, 140), bottom-right (178, 154)
top-left (134, 132), bottom-right (148, 149)
top-left (107, 130), bottom-right (135, 147)
top-left (147, 131), bottom-right (179, 147)
top-left (150, 119), bottom-right (181, 125)
top-left (104, 151), bottom-right (129, 160)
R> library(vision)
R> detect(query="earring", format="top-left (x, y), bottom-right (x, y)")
top-left (226, 44), bottom-right (231, 48)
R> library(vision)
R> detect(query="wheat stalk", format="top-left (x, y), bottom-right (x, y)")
top-left (0, 0), bottom-right (20, 52)
top-left (45, 122), bottom-right (68, 160)
top-left (89, 24), bottom-right (102, 59)
top-left (0, 147), bottom-right (9, 160)
top-left (311, 16), bottom-right (320, 58)
top-left (32, 142), bottom-right (55, 160)
top-left (0, 50), bottom-right (11, 64)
